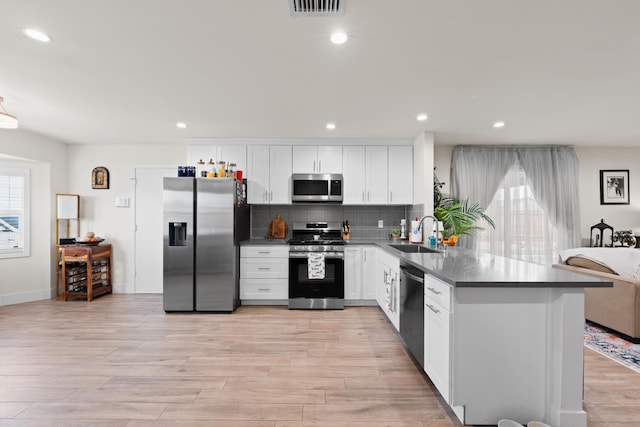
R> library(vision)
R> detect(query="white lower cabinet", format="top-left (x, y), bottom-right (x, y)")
top-left (424, 274), bottom-right (452, 403)
top-left (344, 246), bottom-right (363, 300)
top-left (240, 246), bottom-right (288, 302)
top-left (345, 245), bottom-right (378, 304)
top-left (377, 250), bottom-right (400, 331)
top-left (361, 246), bottom-right (377, 300)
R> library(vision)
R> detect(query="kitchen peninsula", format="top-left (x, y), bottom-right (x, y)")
top-left (380, 242), bottom-right (610, 427)
top-left (240, 239), bottom-right (611, 427)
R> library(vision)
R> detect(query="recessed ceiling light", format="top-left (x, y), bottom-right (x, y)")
top-left (330, 32), bottom-right (348, 44)
top-left (326, 123), bottom-right (336, 130)
top-left (417, 114), bottom-right (428, 122)
top-left (493, 121), bottom-right (505, 128)
top-left (176, 122), bottom-right (187, 129)
top-left (23, 28), bottom-right (51, 43)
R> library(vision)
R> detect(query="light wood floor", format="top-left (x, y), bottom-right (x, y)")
top-left (0, 295), bottom-right (638, 426)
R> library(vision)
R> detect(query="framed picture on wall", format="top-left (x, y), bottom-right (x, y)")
top-left (91, 166), bottom-right (109, 190)
top-left (600, 169), bottom-right (629, 205)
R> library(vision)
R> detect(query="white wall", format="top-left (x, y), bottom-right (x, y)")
top-left (576, 147), bottom-right (640, 239)
top-left (0, 130), bottom-right (68, 305)
top-left (434, 145), bottom-right (453, 195)
top-left (65, 144), bottom-right (185, 293)
top-left (434, 144), bottom-right (640, 243)
top-left (413, 132), bottom-right (435, 214)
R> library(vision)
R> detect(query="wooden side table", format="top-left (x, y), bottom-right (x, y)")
top-left (60, 244), bottom-right (112, 301)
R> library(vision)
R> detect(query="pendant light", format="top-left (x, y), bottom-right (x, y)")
top-left (0, 96), bottom-right (18, 129)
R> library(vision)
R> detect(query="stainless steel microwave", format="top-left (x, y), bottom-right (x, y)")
top-left (291, 173), bottom-right (343, 203)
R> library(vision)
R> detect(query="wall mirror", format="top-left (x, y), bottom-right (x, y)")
top-left (57, 194), bottom-right (80, 219)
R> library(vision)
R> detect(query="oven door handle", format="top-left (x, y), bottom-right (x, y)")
top-left (289, 253), bottom-right (344, 259)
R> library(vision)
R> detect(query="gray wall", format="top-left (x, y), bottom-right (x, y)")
top-left (252, 204), bottom-right (425, 240)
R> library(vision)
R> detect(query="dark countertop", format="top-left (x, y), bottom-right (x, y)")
top-left (240, 238), bottom-right (289, 245)
top-left (241, 238), bottom-right (612, 288)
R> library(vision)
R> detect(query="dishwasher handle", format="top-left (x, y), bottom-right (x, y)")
top-left (401, 267), bottom-right (424, 284)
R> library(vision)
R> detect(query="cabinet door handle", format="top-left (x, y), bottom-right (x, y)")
top-left (258, 251), bottom-right (271, 254)
top-left (427, 287), bottom-right (442, 295)
top-left (258, 288), bottom-right (270, 292)
top-left (270, 190), bottom-right (273, 201)
top-left (264, 190), bottom-right (268, 202)
top-left (362, 191), bottom-right (365, 202)
top-left (368, 191), bottom-right (371, 201)
top-left (426, 303), bottom-right (440, 314)
top-left (258, 267), bottom-right (271, 270)
top-left (313, 160), bottom-right (316, 173)
top-left (390, 191), bottom-right (393, 202)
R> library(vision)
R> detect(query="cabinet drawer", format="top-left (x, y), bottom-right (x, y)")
top-left (425, 275), bottom-right (451, 310)
top-left (240, 258), bottom-right (288, 279)
top-left (241, 246), bottom-right (289, 258)
top-left (240, 279), bottom-right (288, 299)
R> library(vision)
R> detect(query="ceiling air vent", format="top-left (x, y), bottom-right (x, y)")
top-left (289, 0), bottom-right (345, 16)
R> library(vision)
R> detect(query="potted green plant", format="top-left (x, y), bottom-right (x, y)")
top-left (391, 228), bottom-right (401, 239)
top-left (433, 179), bottom-right (495, 244)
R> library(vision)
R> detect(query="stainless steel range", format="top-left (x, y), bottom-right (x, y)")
top-left (288, 222), bottom-right (345, 310)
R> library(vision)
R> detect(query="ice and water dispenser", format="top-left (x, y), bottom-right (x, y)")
top-left (169, 222), bottom-right (188, 246)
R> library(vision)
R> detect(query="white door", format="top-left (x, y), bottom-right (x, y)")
top-left (134, 166), bottom-right (176, 293)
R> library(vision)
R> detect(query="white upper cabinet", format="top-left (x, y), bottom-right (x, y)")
top-left (388, 146), bottom-right (413, 204)
top-left (218, 145), bottom-right (247, 173)
top-left (247, 146), bottom-right (269, 203)
top-left (269, 146), bottom-right (292, 204)
top-left (247, 145), bottom-right (292, 204)
top-left (187, 145), bottom-right (246, 173)
top-left (365, 146), bottom-right (388, 204)
top-left (292, 146), bottom-right (342, 174)
top-left (343, 146), bottom-right (389, 205)
top-left (317, 146), bottom-right (342, 174)
top-left (342, 146), bottom-right (366, 204)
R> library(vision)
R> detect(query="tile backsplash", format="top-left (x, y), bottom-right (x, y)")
top-left (251, 204), bottom-right (425, 239)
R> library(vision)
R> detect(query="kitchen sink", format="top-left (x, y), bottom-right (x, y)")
top-left (389, 244), bottom-right (439, 253)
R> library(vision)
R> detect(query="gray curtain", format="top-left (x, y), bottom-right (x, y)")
top-left (450, 145), bottom-right (581, 258)
top-left (517, 146), bottom-right (581, 249)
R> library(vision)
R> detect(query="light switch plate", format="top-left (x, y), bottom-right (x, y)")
top-left (378, 220), bottom-right (384, 228)
top-left (115, 197), bottom-right (129, 207)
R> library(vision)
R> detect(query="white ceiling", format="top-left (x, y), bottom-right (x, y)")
top-left (1, 0), bottom-right (640, 147)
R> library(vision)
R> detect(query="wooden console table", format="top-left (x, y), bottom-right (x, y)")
top-left (59, 244), bottom-right (112, 301)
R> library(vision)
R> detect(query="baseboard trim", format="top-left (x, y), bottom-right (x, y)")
top-left (0, 288), bottom-right (53, 306)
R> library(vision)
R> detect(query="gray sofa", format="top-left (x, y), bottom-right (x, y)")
top-left (554, 262), bottom-right (640, 343)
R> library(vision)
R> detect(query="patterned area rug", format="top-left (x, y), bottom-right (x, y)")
top-left (584, 321), bottom-right (640, 373)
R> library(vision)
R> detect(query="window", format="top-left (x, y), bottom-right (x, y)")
top-left (0, 167), bottom-right (30, 258)
top-left (476, 164), bottom-right (560, 265)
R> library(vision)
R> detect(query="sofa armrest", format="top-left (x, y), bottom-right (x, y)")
top-left (553, 263), bottom-right (640, 285)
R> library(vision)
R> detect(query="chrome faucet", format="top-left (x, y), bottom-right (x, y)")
top-left (417, 215), bottom-right (440, 243)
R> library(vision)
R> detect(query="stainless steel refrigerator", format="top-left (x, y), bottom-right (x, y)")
top-left (163, 177), bottom-right (249, 312)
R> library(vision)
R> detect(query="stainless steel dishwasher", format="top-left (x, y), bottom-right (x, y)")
top-left (399, 264), bottom-right (424, 368)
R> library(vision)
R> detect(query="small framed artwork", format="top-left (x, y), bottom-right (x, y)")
top-left (91, 166), bottom-right (109, 190)
top-left (600, 169), bottom-right (629, 205)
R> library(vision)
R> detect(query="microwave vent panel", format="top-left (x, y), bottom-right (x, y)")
top-left (289, 0), bottom-right (345, 16)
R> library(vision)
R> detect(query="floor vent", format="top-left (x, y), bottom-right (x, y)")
top-left (289, 0), bottom-right (345, 16)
